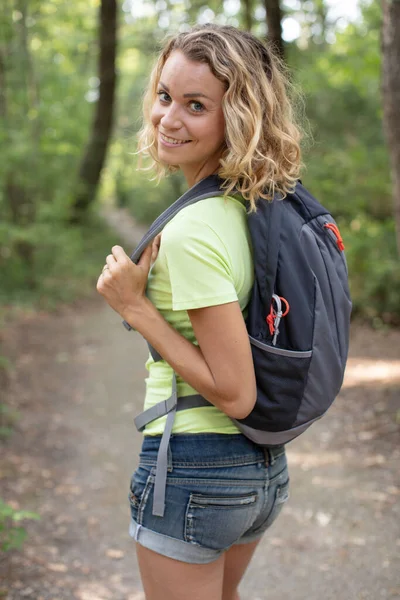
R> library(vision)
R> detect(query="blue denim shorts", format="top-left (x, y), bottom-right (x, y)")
top-left (128, 433), bottom-right (289, 564)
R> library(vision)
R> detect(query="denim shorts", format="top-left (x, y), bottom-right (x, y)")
top-left (128, 433), bottom-right (289, 564)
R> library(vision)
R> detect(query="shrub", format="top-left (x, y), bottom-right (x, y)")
top-left (0, 499), bottom-right (40, 552)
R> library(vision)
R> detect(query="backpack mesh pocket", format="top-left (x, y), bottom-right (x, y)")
top-left (239, 336), bottom-right (312, 431)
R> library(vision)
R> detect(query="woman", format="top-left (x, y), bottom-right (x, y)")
top-left (97, 23), bottom-right (302, 600)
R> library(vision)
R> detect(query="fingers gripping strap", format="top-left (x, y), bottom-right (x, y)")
top-left (122, 176), bottom-right (228, 331)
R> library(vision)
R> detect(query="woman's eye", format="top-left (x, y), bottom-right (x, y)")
top-left (190, 101), bottom-right (204, 113)
top-left (157, 91), bottom-right (171, 103)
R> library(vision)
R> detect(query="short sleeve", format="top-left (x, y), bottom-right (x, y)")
top-left (161, 215), bottom-right (238, 311)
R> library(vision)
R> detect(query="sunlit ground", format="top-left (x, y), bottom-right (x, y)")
top-left (343, 357), bottom-right (400, 388)
top-left (74, 585), bottom-right (144, 600)
top-left (287, 353), bottom-right (400, 469)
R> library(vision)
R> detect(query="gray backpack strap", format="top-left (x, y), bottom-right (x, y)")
top-left (152, 384), bottom-right (211, 517)
top-left (152, 374), bottom-right (178, 517)
top-left (134, 396), bottom-right (176, 432)
top-left (135, 392), bottom-right (211, 432)
top-left (147, 342), bottom-right (163, 363)
top-left (137, 389), bottom-right (211, 517)
top-left (135, 351), bottom-right (211, 516)
top-left (123, 176), bottom-right (225, 331)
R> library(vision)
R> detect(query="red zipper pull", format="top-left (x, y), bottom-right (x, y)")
top-left (266, 296), bottom-right (290, 341)
top-left (324, 223), bottom-right (345, 251)
top-left (266, 306), bottom-right (275, 336)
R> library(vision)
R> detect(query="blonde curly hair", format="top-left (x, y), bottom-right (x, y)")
top-left (138, 23), bottom-right (304, 212)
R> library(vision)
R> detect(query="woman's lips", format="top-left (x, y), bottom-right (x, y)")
top-left (159, 132), bottom-right (192, 147)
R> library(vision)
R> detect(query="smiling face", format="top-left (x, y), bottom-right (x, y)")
top-left (151, 51), bottom-right (227, 187)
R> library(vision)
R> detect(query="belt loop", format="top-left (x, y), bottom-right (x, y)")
top-left (269, 448), bottom-right (276, 466)
top-left (264, 448), bottom-right (277, 466)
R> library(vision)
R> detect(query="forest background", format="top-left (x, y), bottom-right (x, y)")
top-left (0, 0), bottom-right (399, 565)
top-left (0, 0), bottom-right (399, 328)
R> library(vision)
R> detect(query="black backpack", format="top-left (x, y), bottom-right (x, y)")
top-left (123, 175), bottom-right (352, 516)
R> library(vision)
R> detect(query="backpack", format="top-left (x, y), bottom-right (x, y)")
top-left (123, 175), bottom-right (352, 516)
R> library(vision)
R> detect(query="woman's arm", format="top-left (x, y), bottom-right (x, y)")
top-left (123, 297), bottom-right (256, 420)
top-left (97, 244), bottom-right (256, 420)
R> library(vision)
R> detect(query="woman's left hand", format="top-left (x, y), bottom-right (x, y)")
top-left (96, 244), bottom-right (154, 317)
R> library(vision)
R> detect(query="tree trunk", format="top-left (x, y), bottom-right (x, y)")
top-left (0, 0), bottom-right (37, 286)
top-left (381, 0), bottom-right (400, 256)
top-left (71, 0), bottom-right (117, 223)
top-left (0, 50), bottom-right (7, 119)
top-left (264, 0), bottom-right (284, 60)
top-left (315, 0), bottom-right (328, 43)
top-left (242, 0), bottom-right (253, 32)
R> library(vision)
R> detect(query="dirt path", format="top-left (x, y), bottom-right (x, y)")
top-left (1, 209), bottom-right (399, 600)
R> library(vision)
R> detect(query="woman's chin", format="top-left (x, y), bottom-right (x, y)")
top-left (158, 150), bottom-right (180, 169)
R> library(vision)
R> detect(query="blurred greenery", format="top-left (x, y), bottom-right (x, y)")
top-left (0, 215), bottom-right (119, 309)
top-left (0, 402), bottom-right (19, 441)
top-left (0, 0), bottom-right (398, 325)
top-left (0, 499), bottom-right (40, 552)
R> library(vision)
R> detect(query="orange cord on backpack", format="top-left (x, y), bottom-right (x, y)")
top-left (266, 310), bottom-right (275, 336)
top-left (324, 223), bottom-right (345, 251)
top-left (266, 295), bottom-right (290, 344)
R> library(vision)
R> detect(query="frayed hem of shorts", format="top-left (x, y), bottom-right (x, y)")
top-left (129, 519), bottom-right (223, 564)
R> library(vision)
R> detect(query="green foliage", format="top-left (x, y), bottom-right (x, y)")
top-left (297, 1), bottom-right (392, 220)
top-left (0, 0), bottom-right (110, 311)
top-left (342, 218), bottom-right (400, 325)
top-left (290, 0), bottom-right (399, 324)
top-left (0, 0), bottom-right (398, 325)
top-left (111, 143), bottom-right (186, 224)
top-left (0, 403), bottom-right (20, 440)
top-left (0, 499), bottom-right (40, 553)
top-left (0, 214), bottom-right (119, 309)
top-left (0, 355), bottom-right (11, 371)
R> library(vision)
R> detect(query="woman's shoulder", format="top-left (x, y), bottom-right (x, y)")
top-left (164, 194), bottom-right (247, 235)
top-left (186, 194), bottom-right (246, 217)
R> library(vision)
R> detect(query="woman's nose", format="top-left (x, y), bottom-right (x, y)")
top-left (160, 103), bottom-right (182, 130)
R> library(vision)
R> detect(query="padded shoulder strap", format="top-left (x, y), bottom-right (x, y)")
top-left (128, 175), bottom-right (224, 264)
top-left (291, 182), bottom-right (330, 222)
top-left (123, 175), bottom-right (225, 331)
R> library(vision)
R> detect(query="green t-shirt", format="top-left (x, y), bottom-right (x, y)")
top-left (143, 194), bottom-right (254, 435)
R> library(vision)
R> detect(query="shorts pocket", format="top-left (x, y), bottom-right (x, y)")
top-left (184, 491), bottom-right (258, 551)
top-left (128, 466), bottom-right (154, 524)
